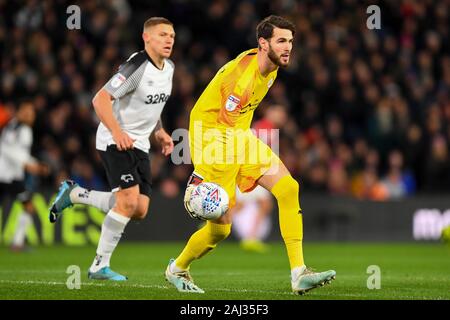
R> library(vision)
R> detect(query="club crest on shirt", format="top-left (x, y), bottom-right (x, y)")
top-left (111, 73), bottom-right (126, 88)
top-left (225, 95), bottom-right (240, 112)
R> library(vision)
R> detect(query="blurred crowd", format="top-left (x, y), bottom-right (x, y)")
top-left (0, 0), bottom-right (449, 201)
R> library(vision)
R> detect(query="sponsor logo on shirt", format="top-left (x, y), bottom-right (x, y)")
top-left (225, 95), bottom-right (240, 112)
top-left (145, 93), bottom-right (171, 104)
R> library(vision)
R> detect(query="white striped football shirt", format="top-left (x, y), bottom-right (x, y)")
top-left (96, 50), bottom-right (174, 153)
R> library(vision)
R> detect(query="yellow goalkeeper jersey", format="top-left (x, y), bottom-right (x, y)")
top-left (190, 48), bottom-right (278, 132)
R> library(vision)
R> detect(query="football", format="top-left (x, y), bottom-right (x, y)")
top-left (189, 182), bottom-right (229, 220)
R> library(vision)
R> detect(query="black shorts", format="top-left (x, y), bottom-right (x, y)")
top-left (0, 180), bottom-right (25, 197)
top-left (98, 145), bottom-right (152, 197)
top-left (0, 180), bottom-right (26, 205)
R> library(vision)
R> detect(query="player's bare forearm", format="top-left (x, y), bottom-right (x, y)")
top-left (154, 126), bottom-right (165, 140)
top-left (92, 88), bottom-right (135, 150)
top-left (92, 89), bottom-right (121, 134)
top-left (154, 125), bottom-right (174, 156)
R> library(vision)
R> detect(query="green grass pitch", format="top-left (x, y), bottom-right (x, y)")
top-left (0, 242), bottom-right (449, 300)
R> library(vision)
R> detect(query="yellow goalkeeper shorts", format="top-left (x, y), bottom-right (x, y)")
top-left (189, 129), bottom-right (281, 207)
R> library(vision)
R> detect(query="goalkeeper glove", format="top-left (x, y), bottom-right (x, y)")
top-left (184, 172), bottom-right (204, 220)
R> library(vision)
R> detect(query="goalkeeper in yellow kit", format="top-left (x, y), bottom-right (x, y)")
top-left (165, 15), bottom-right (336, 294)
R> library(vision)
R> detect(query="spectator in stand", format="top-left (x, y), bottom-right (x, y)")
top-left (381, 150), bottom-right (416, 199)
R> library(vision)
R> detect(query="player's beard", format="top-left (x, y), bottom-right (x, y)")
top-left (268, 44), bottom-right (289, 68)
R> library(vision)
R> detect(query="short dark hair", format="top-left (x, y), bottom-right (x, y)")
top-left (143, 17), bottom-right (173, 31)
top-left (256, 15), bottom-right (295, 47)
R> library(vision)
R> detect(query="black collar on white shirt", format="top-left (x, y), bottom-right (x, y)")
top-left (144, 50), bottom-right (164, 70)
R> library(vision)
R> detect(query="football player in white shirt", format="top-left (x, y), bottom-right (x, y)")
top-left (48, 17), bottom-right (175, 281)
top-left (0, 101), bottom-right (49, 251)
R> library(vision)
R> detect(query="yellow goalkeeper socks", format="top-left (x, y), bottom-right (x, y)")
top-left (271, 175), bottom-right (305, 269)
top-left (175, 221), bottom-right (231, 270)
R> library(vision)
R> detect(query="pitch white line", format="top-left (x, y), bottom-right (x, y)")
top-left (0, 270), bottom-right (63, 274)
top-left (7, 279), bottom-right (431, 299)
top-left (0, 279), bottom-right (168, 290)
top-left (0, 270), bottom-right (248, 276)
top-left (0, 279), bottom-right (296, 296)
